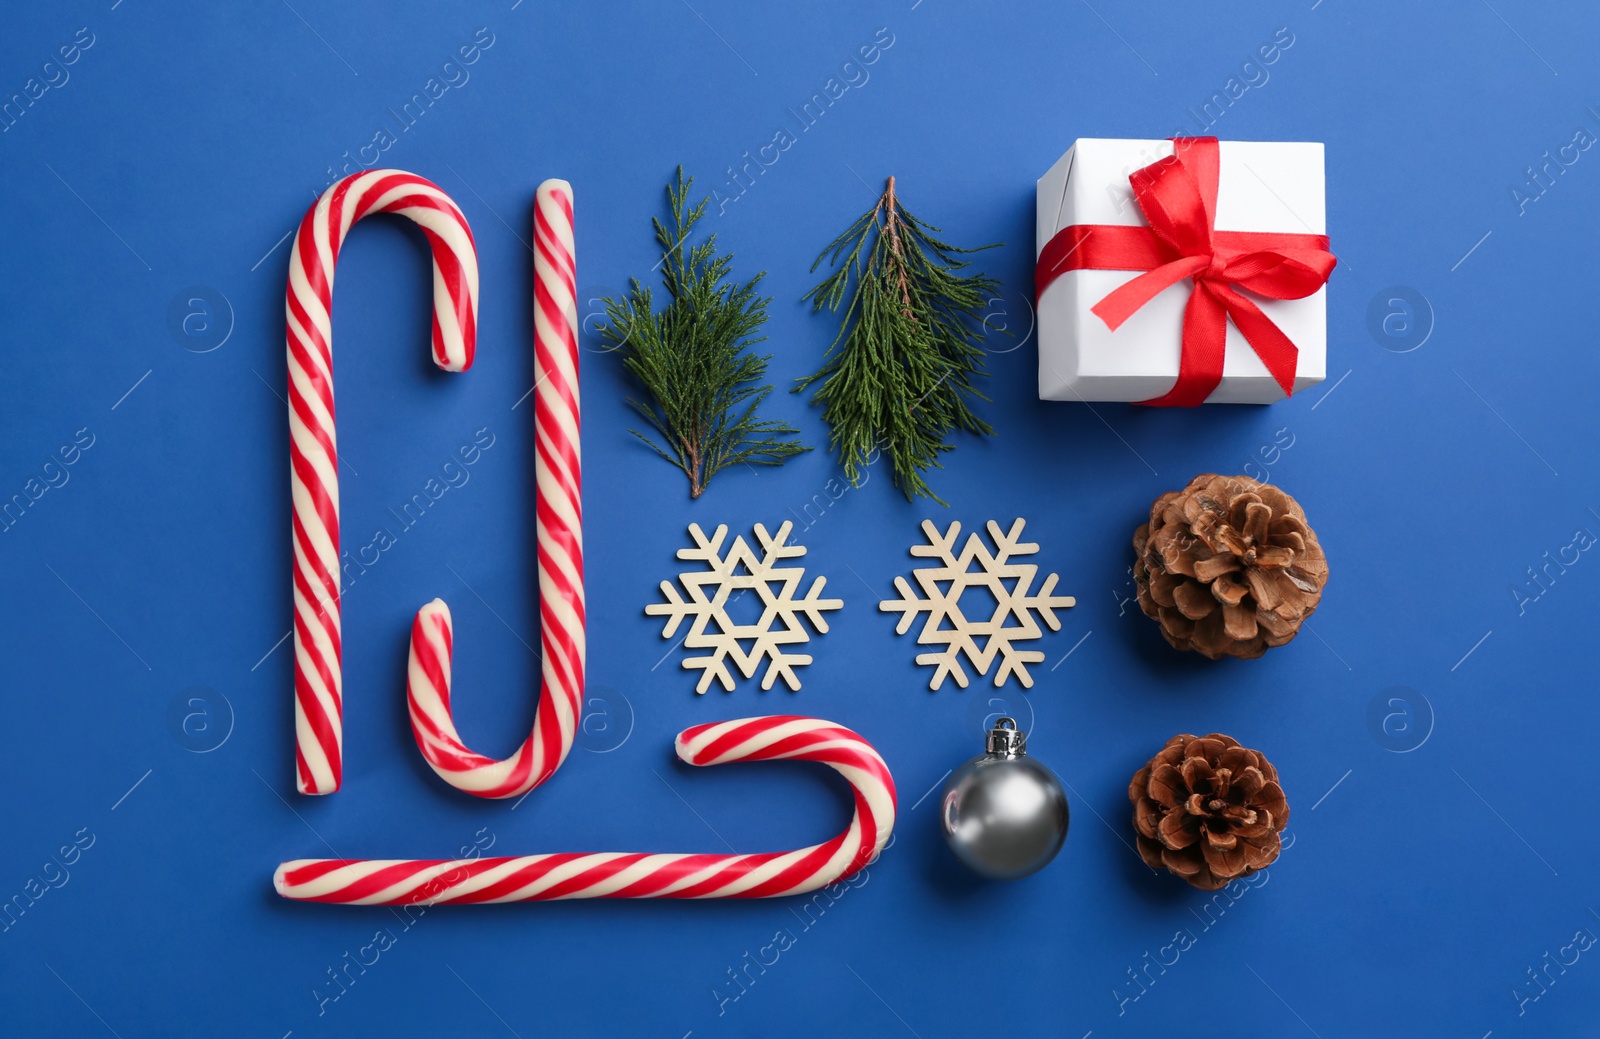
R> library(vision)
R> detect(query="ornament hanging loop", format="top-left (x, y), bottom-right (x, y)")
top-left (986, 717), bottom-right (1026, 758)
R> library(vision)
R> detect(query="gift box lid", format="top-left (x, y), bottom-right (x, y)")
top-left (1036, 138), bottom-right (1326, 250)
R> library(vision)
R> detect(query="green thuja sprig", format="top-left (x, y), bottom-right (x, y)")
top-left (599, 167), bottom-right (808, 499)
top-left (794, 176), bottom-right (1001, 505)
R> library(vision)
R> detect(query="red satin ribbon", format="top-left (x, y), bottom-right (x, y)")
top-left (1035, 137), bottom-right (1336, 406)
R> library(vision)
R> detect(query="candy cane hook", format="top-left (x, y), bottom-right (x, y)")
top-left (274, 716), bottom-right (897, 903)
top-left (404, 179), bottom-right (583, 799)
top-left (288, 170), bottom-right (479, 795)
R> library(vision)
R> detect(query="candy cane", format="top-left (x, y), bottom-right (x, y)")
top-left (273, 716), bottom-right (897, 904)
top-left (404, 179), bottom-right (583, 799)
top-left (288, 170), bottom-right (479, 796)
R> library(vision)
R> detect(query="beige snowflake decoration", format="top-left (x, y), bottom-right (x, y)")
top-left (880, 518), bottom-right (1077, 690)
top-left (647, 522), bottom-right (843, 693)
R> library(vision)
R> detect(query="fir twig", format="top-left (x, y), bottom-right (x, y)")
top-left (599, 167), bottom-right (808, 498)
top-left (794, 176), bottom-right (1002, 505)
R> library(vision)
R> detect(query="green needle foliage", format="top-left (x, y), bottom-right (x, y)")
top-left (794, 176), bottom-right (1001, 505)
top-left (599, 167), bottom-right (808, 499)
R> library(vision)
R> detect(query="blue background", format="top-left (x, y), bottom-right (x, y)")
top-left (2, 1), bottom-right (1597, 1036)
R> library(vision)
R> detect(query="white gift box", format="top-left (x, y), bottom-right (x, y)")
top-left (1035, 138), bottom-right (1327, 404)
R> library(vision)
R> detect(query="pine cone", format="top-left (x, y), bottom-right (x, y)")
top-left (1129, 733), bottom-right (1288, 890)
top-left (1133, 474), bottom-right (1327, 660)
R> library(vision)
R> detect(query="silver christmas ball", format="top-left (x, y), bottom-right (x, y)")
top-left (940, 717), bottom-right (1068, 880)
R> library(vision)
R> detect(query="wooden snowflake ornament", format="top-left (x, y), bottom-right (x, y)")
top-left (880, 519), bottom-right (1077, 690)
top-left (647, 522), bottom-right (843, 693)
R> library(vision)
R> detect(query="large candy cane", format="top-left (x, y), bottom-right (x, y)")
top-left (404, 180), bottom-right (583, 799)
top-left (274, 716), bottom-right (897, 904)
top-left (289, 170), bottom-right (479, 795)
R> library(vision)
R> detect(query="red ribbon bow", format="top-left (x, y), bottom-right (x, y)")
top-left (1035, 137), bottom-right (1336, 406)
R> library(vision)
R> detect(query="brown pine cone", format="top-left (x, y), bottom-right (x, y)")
top-left (1133, 474), bottom-right (1327, 660)
top-left (1130, 733), bottom-right (1288, 890)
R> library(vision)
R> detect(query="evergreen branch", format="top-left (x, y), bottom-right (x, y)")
top-left (795, 175), bottom-right (1003, 504)
top-left (598, 167), bottom-right (808, 498)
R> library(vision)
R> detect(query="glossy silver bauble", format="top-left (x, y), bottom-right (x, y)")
top-left (940, 717), bottom-right (1068, 880)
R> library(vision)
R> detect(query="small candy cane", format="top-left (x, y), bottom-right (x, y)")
top-left (287, 170), bottom-right (478, 795)
top-left (405, 179), bottom-right (583, 799)
top-left (273, 716), bottom-right (897, 903)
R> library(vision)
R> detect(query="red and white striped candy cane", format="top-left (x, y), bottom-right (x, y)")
top-left (288, 169), bottom-right (479, 795)
top-left (273, 716), bottom-right (897, 904)
top-left (404, 179), bottom-right (584, 799)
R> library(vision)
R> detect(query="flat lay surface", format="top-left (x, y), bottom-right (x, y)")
top-left (3, 1), bottom-right (1598, 1036)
